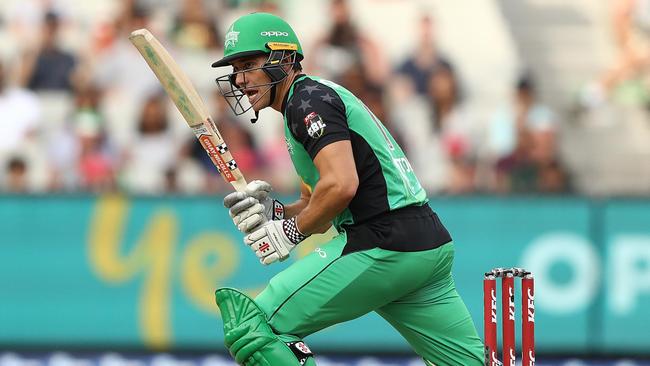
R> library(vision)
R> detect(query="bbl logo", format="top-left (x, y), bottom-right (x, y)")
top-left (304, 112), bottom-right (326, 139)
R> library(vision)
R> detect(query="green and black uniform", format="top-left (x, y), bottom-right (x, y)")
top-left (211, 12), bottom-right (483, 366)
top-left (252, 75), bottom-right (484, 365)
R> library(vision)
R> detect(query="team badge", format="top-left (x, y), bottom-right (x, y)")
top-left (224, 25), bottom-right (239, 49)
top-left (303, 112), bottom-right (326, 139)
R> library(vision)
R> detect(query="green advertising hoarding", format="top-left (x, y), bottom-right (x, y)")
top-left (0, 196), bottom-right (649, 355)
top-left (435, 197), bottom-right (594, 353)
top-left (602, 201), bottom-right (650, 352)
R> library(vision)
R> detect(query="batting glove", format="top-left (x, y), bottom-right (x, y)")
top-left (223, 180), bottom-right (284, 234)
top-left (244, 217), bottom-right (308, 265)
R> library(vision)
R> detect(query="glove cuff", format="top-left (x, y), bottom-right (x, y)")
top-left (271, 199), bottom-right (285, 220)
top-left (282, 217), bottom-right (308, 245)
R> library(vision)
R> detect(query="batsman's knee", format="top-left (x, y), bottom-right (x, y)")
top-left (215, 288), bottom-right (316, 366)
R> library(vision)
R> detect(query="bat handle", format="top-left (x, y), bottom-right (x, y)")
top-left (231, 179), bottom-right (247, 192)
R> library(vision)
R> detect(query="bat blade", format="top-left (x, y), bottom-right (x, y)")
top-left (129, 28), bottom-right (247, 192)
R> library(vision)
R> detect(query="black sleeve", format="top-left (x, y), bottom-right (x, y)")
top-left (286, 82), bottom-right (350, 160)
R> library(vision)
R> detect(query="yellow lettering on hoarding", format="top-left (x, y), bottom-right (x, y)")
top-left (181, 233), bottom-right (238, 313)
top-left (87, 195), bottom-right (336, 349)
top-left (88, 195), bottom-right (175, 349)
top-left (138, 207), bottom-right (175, 349)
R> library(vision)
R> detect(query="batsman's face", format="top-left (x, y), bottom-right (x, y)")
top-left (231, 55), bottom-right (272, 111)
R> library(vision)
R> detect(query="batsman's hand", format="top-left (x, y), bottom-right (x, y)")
top-left (223, 180), bottom-right (285, 234)
top-left (244, 217), bottom-right (309, 265)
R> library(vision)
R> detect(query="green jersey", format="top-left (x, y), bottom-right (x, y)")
top-left (282, 75), bottom-right (428, 230)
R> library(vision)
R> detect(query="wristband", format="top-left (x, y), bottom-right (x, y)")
top-left (282, 216), bottom-right (308, 244)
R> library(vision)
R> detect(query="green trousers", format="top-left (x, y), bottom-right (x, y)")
top-left (254, 233), bottom-right (484, 366)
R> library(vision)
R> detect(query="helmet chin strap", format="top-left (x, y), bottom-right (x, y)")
top-left (269, 83), bottom-right (278, 109)
top-left (250, 82), bottom-right (279, 124)
top-left (249, 50), bottom-right (296, 123)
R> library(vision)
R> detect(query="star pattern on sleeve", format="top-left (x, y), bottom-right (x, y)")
top-left (320, 93), bottom-right (335, 103)
top-left (298, 99), bottom-right (312, 112)
top-left (302, 84), bottom-right (320, 95)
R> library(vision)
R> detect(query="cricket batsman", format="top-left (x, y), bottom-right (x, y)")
top-left (211, 12), bottom-right (484, 366)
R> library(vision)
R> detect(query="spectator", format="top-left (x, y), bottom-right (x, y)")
top-left (389, 61), bottom-right (476, 194)
top-left (170, 0), bottom-right (221, 51)
top-left (164, 167), bottom-right (180, 193)
top-left (580, 0), bottom-right (650, 108)
top-left (0, 1), bottom-right (583, 196)
top-left (0, 60), bottom-right (41, 154)
top-left (92, 3), bottom-right (160, 148)
top-left (360, 87), bottom-right (406, 150)
top-left (3, 157), bottom-right (29, 193)
top-left (489, 74), bottom-right (568, 193)
top-left (334, 63), bottom-right (393, 141)
top-left (45, 84), bottom-right (107, 191)
top-left (120, 94), bottom-right (182, 193)
top-left (169, 142), bottom-right (206, 194)
top-left (73, 85), bottom-right (115, 192)
top-left (253, 0), bottom-right (281, 14)
top-left (428, 61), bottom-right (478, 194)
top-left (307, 0), bottom-right (389, 89)
top-left (23, 11), bottom-right (77, 91)
top-left (397, 14), bottom-right (453, 97)
top-left (76, 113), bottom-right (115, 192)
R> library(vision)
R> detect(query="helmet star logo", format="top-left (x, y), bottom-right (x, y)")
top-left (225, 26), bottom-right (239, 49)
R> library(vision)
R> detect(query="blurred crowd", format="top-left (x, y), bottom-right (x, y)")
top-left (5, 0), bottom-right (632, 196)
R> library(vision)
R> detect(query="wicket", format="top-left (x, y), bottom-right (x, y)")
top-left (483, 268), bottom-right (535, 366)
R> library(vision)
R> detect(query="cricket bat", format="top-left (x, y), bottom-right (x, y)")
top-left (129, 28), bottom-right (247, 192)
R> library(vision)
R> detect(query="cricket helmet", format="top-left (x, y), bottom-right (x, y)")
top-left (212, 13), bottom-right (304, 120)
top-left (212, 12), bottom-right (303, 67)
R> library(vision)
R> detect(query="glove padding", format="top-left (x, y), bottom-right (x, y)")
top-left (244, 217), bottom-right (308, 265)
top-left (223, 180), bottom-right (284, 234)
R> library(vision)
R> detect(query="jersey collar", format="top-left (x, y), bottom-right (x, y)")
top-left (281, 73), bottom-right (307, 115)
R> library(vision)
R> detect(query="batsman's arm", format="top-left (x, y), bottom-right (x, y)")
top-left (294, 140), bottom-right (358, 235)
top-left (278, 181), bottom-right (313, 223)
